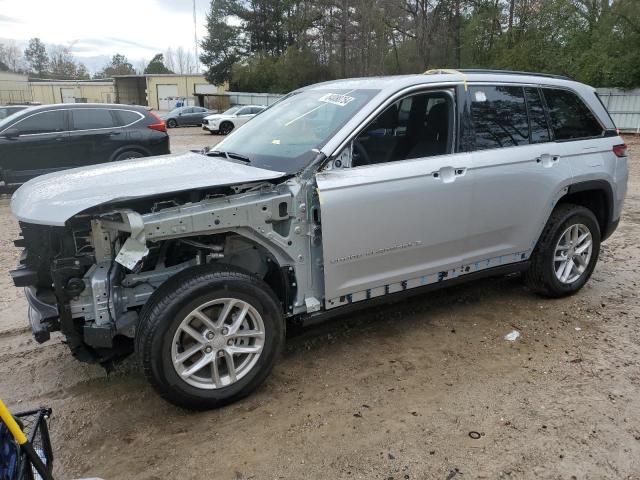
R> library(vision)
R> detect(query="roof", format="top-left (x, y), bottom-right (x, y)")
top-left (28, 78), bottom-right (113, 85)
top-left (112, 74), bottom-right (206, 78)
top-left (302, 70), bottom-right (587, 95)
top-left (13, 103), bottom-right (149, 113)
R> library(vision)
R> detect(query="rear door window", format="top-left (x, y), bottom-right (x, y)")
top-left (524, 87), bottom-right (551, 144)
top-left (542, 88), bottom-right (603, 140)
top-left (72, 109), bottom-right (117, 130)
top-left (470, 86), bottom-right (529, 150)
top-left (15, 110), bottom-right (66, 134)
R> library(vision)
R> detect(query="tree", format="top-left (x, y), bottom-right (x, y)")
top-left (99, 53), bottom-right (136, 77)
top-left (176, 47), bottom-right (196, 74)
top-left (48, 45), bottom-right (89, 79)
top-left (144, 53), bottom-right (174, 74)
top-left (200, 0), bottom-right (246, 85)
top-left (202, 0), bottom-right (640, 92)
top-left (0, 40), bottom-right (25, 73)
top-left (24, 38), bottom-right (49, 77)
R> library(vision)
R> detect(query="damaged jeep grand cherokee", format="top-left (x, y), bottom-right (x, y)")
top-left (10, 71), bottom-right (628, 409)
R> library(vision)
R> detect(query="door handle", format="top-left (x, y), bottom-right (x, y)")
top-left (432, 166), bottom-right (466, 183)
top-left (108, 131), bottom-right (121, 136)
top-left (536, 154), bottom-right (560, 167)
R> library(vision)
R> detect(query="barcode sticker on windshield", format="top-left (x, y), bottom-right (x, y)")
top-left (319, 93), bottom-right (355, 107)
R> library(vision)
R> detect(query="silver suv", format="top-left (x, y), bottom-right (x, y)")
top-left (10, 70), bottom-right (629, 409)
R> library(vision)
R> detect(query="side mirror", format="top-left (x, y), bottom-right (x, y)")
top-left (2, 128), bottom-right (19, 139)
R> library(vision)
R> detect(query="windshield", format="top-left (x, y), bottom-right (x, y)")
top-left (0, 107), bottom-right (24, 120)
top-left (214, 89), bottom-right (379, 173)
top-left (223, 106), bottom-right (241, 115)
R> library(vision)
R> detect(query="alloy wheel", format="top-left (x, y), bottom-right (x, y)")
top-left (171, 298), bottom-right (265, 390)
top-left (553, 223), bottom-right (593, 284)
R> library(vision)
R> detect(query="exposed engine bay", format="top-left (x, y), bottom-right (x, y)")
top-left (11, 179), bottom-right (324, 365)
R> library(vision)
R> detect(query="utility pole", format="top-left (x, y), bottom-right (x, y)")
top-left (193, 0), bottom-right (199, 72)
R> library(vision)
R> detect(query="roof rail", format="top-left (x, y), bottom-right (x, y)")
top-left (457, 69), bottom-right (572, 81)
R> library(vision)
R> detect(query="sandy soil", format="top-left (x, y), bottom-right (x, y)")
top-left (0, 135), bottom-right (639, 480)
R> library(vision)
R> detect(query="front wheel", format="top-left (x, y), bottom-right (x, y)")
top-left (219, 121), bottom-right (234, 135)
top-left (113, 150), bottom-right (144, 161)
top-left (136, 265), bottom-right (285, 410)
top-left (524, 204), bottom-right (601, 297)
top-left (166, 118), bottom-right (178, 128)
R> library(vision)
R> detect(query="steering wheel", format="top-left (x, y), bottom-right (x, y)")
top-left (352, 140), bottom-right (372, 166)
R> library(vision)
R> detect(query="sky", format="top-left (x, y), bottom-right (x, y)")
top-left (0, 0), bottom-right (210, 73)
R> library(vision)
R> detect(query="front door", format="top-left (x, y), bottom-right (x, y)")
top-left (0, 109), bottom-right (69, 184)
top-left (316, 88), bottom-right (475, 307)
top-left (234, 107), bottom-right (254, 127)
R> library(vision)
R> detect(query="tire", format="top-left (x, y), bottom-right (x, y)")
top-left (219, 121), bottom-right (234, 135)
top-left (166, 118), bottom-right (178, 128)
top-left (113, 150), bottom-right (144, 161)
top-left (136, 264), bottom-right (285, 410)
top-left (209, 130), bottom-right (217, 135)
top-left (524, 203), bottom-right (601, 298)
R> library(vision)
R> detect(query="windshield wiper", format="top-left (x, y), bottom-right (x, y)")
top-left (207, 150), bottom-right (251, 163)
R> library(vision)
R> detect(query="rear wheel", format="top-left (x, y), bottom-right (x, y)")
top-left (136, 265), bottom-right (285, 410)
top-left (219, 121), bottom-right (234, 135)
top-left (524, 204), bottom-right (600, 297)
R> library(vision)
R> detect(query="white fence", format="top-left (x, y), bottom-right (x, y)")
top-left (596, 88), bottom-right (640, 133)
top-left (226, 92), bottom-right (283, 107)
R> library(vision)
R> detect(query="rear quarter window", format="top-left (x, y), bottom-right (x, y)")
top-left (72, 108), bottom-right (117, 130)
top-left (116, 110), bottom-right (144, 126)
top-left (542, 88), bottom-right (603, 140)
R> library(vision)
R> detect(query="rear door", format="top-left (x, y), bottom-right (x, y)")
top-left (0, 109), bottom-right (69, 183)
top-left (68, 108), bottom-right (121, 165)
top-left (465, 85), bottom-right (574, 264)
top-left (192, 107), bottom-right (209, 124)
top-left (316, 88), bottom-right (476, 307)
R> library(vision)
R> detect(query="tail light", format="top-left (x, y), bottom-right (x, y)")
top-left (147, 112), bottom-right (167, 133)
top-left (613, 144), bottom-right (627, 158)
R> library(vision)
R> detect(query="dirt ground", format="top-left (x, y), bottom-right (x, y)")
top-left (167, 125), bottom-right (225, 154)
top-left (0, 134), bottom-right (639, 480)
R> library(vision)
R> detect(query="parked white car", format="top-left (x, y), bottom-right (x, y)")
top-left (202, 105), bottom-right (266, 135)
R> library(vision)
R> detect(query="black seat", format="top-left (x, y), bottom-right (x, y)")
top-left (406, 102), bottom-right (450, 159)
top-left (355, 104), bottom-right (399, 165)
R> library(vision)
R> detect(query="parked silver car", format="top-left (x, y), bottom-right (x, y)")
top-left (10, 70), bottom-right (628, 409)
